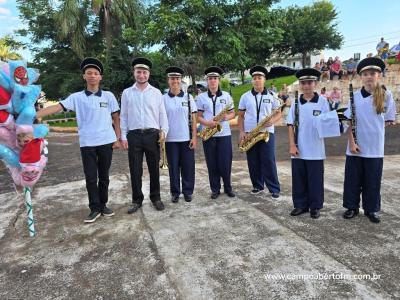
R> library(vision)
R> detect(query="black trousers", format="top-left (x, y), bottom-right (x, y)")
top-left (166, 141), bottom-right (195, 196)
top-left (343, 155), bottom-right (383, 213)
top-left (127, 129), bottom-right (160, 204)
top-left (80, 143), bottom-right (113, 212)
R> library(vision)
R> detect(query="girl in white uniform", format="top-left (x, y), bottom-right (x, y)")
top-left (342, 57), bottom-right (396, 223)
top-left (163, 66), bottom-right (197, 203)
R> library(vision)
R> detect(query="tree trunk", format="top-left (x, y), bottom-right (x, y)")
top-left (190, 74), bottom-right (196, 95)
top-left (103, 2), bottom-right (112, 51)
top-left (241, 69), bottom-right (245, 83)
top-left (301, 52), bottom-right (307, 68)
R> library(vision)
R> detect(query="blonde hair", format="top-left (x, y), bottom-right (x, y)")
top-left (373, 84), bottom-right (386, 114)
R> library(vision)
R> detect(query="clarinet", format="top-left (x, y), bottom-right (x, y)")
top-left (349, 83), bottom-right (357, 144)
top-left (188, 90), bottom-right (192, 140)
top-left (294, 90), bottom-right (299, 147)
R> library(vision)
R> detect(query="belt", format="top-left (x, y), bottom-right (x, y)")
top-left (130, 128), bottom-right (159, 133)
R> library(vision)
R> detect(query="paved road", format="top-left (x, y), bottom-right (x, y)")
top-left (0, 126), bottom-right (399, 299)
top-left (1, 126), bottom-right (399, 194)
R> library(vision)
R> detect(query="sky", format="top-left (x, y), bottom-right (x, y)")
top-left (274, 0), bottom-right (400, 60)
top-left (1, 0), bottom-right (400, 62)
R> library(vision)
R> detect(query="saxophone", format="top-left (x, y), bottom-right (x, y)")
top-left (198, 104), bottom-right (231, 141)
top-left (238, 100), bottom-right (286, 152)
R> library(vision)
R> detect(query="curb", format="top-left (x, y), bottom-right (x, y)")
top-left (49, 126), bottom-right (78, 133)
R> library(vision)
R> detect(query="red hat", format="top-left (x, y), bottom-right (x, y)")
top-left (0, 86), bottom-right (11, 106)
top-left (19, 139), bottom-right (43, 164)
top-left (0, 110), bottom-right (11, 123)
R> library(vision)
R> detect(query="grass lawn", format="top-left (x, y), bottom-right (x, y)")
top-left (48, 120), bottom-right (77, 127)
top-left (42, 112), bottom-right (76, 120)
top-left (227, 75), bottom-right (297, 108)
top-left (387, 57), bottom-right (400, 65)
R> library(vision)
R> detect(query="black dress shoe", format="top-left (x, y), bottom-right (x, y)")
top-left (290, 208), bottom-right (309, 216)
top-left (211, 192), bottom-right (220, 199)
top-left (171, 195), bottom-right (179, 203)
top-left (310, 209), bottom-right (320, 219)
top-left (364, 212), bottom-right (380, 223)
top-left (127, 203), bottom-right (142, 214)
top-left (271, 193), bottom-right (280, 199)
top-left (184, 195), bottom-right (192, 202)
top-left (343, 208), bottom-right (359, 219)
top-left (153, 200), bottom-right (165, 211)
top-left (225, 191), bottom-right (235, 198)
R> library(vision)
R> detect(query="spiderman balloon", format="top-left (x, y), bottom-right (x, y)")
top-left (0, 60), bottom-right (48, 188)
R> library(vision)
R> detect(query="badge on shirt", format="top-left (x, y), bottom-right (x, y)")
top-left (100, 102), bottom-right (108, 108)
top-left (262, 98), bottom-right (271, 103)
top-left (313, 110), bottom-right (321, 116)
top-left (220, 99), bottom-right (226, 104)
top-left (182, 101), bottom-right (189, 107)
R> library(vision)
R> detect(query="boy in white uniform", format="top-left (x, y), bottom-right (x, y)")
top-left (287, 68), bottom-right (340, 219)
top-left (36, 57), bottom-right (121, 223)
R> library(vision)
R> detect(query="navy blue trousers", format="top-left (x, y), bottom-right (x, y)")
top-left (246, 133), bottom-right (280, 194)
top-left (291, 159), bottom-right (324, 210)
top-left (202, 135), bottom-right (233, 193)
top-left (165, 141), bottom-right (195, 196)
top-left (343, 155), bottom-right (383, 213)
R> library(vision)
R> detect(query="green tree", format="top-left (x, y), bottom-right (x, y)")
top-left (275, 1), bottom-right (343, 67)
top-left (56, 0), bottom-right (144, 58)
top-left (144, 51), bottom-right (171, 91)
top-left (229, 1), bottom-right (283, 81)
top-left (102, 37), bottom-right (132, 98)
top-left (0, 36), bottom-right (24, 61)
top-left (169, 54), bottom-right (206, 91)
top-left (32, 47), bottom-right (84, 100)
top-left (17, 0), bottom-right (139, 99)
top-left (145, 0), bottom-right (282, 83)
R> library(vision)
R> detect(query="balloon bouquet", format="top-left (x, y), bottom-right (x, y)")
top-left (0, 60), bottom-right (49, 237)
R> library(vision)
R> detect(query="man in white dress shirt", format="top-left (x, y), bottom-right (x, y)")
top-left (120, 57), bottom-right (169, 213)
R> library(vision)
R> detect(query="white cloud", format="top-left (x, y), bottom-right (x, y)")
top-left (0, 7), bottom-right (11, 15)
top-left (0, 0), bottom-right (7, 4)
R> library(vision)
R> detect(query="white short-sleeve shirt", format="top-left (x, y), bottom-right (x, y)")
top-left (163, 90), bottom-right (197, 142)
top-left (238, 88), bottom-right (280, 134)
top-left (287, 93), bottom-right (330, 160)
top-left (195, 90), bottom-right (234, 137)
top-left (344, 87), bottom-right (396, 158)
top-left (60, 90), bottom-right (119, 147)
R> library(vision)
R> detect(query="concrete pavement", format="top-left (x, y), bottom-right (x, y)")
top-left (1, 153), bottom-right (400, 299)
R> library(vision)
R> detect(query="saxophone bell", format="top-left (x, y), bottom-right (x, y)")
top-left (238, 100), bottom-right (285, 152)
top-left (198, 104), bottom-right (231, 141)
